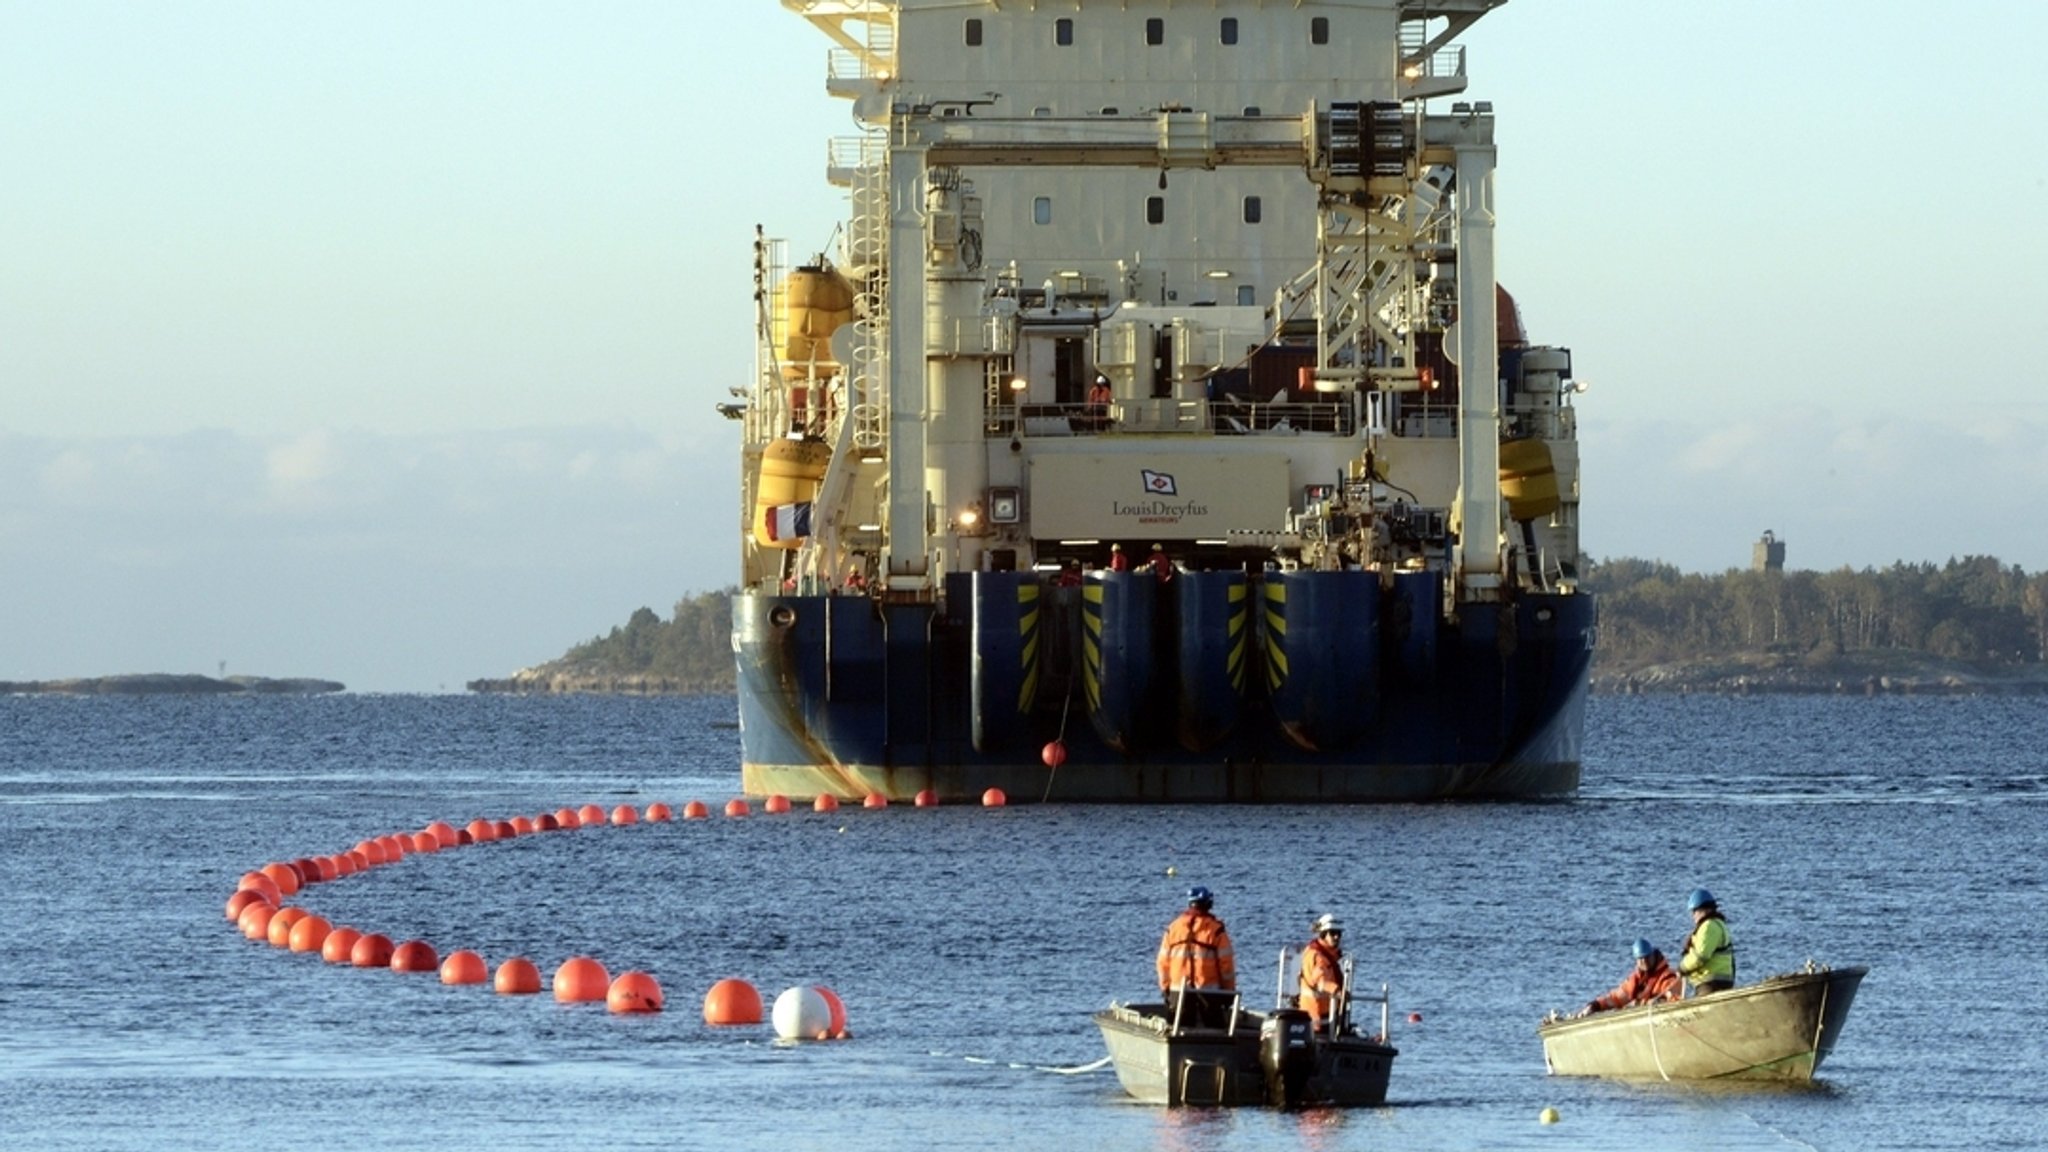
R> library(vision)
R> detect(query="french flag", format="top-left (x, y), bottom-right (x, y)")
top-left (766, 502), bottom-right (813, 542)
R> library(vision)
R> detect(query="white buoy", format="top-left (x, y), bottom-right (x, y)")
top-left (772, 985), bottom-right (831, 1040)
top-left (1539, 1106), bottom-right (1560, 1125)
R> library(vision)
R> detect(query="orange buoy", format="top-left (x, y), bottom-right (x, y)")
top-left (261, 862), bottom-right (301, 897)
top-left (763, 794), bottom-right (791, 814)
top-left (287, 915), bottom-right (332, 954)
top-left (724, 798), bottom-right (750, 818)
top-left (494, 956), bottom-right (542, 995)
top-left (350, 933), bottom-right (395, 968)
top-left (378, 834), bottom-right (406, 861)
top-left (982, 788), bottom-right (1007, 807)
top-left (238, 902), bottom-right (278, 940)
top-left (464, 819), bottom-right (494, 844)
top-left (914, 789), bottom-right (938, 808)
top-left (291, 857), bottom-right (323, 885)
top-left (321, 926), bottom-right (362, 964)
top-left (440, 949), bottom-right (488, 985)
top-left (396, 832), bottom-right (420, 854)
top-left (683, 800), bottom-right (709, 820)
top-left (554, 807), bottom-right (581, 829)
top-left (510, 815), bottom-right (536, 835)
top-left (346, 849), bottom-right (371, 871)
top-left (491, 819), bottom-right (515, 840)
top-left (357, 839), bottom-right (389, 866)
top-left (611, 804), bottom-right (639, 826)
top-left (1408, 1011), bottom-right (1423, 1024)
top-left (226, 889), bottom-right (272, 921)
top-left (607, 971), bottom-right (664, 1014)
top-left (324, 854), bottom-right (352, 879)
top-left (237, 871), bottom-right (282, 904)
top-left (553, 957), bottom-right (610, 1003)
top-left (1042, 740), bottom-right (1067, 768)
top-left (577, 803), bottom-right (606, 827)
top-left (863, 793), bottom-right (887, 809)
top-left (426, 820), bottom-right (459, 848)
top-left (266, 906), bottom-right (309, 947)
top-left (535, 812), bottom-right (561, 831)
top-left (813, 794), bottom-right (839, 812)
top-left (391, 939), bottom-right (438, 973)
top-left (645, 802), bottom-right (673, 822)
top-left (410, 830), bottom-right (440, 855)
top-left (703, 978), bottom-right (764, 1025)
top-left (309, 856), bottom-right (339, 882)
top-left (816, 985), bottom-right (848, 1035)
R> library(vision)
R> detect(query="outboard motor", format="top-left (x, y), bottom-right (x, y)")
top-left (1258, 1008), bottom-right (1317, 1106)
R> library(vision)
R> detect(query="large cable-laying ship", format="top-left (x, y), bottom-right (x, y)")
top-left (727, 0), bottom-right (1595, 801)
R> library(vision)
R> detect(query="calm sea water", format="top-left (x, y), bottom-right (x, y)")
top-left (1, 693), bottom-right (2042, 1151)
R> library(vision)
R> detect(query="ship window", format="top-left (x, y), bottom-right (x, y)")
top-left (1034, 196), bottom-right (1052, 225)
top-left (1237, 284), bottom-right (1256, 306)
top-left (1033, 106), bottom-right (1052, 117)
top-left (1056, 18), bottom-right (1073, 46)
top-left (1146, 18), bottom-right (1163, 46)
top-left (1146, 196), bottom-right (1165, 225)
top-left (1100, 106), bottom-right (1119, 115)
top-left (1311, 17), bottom-right (1329, 45)
top-left (1220, 18), bottom-right (1238, 45)
top-left (1243, 105), bottom-right (1261, 116)
top-left (965, 18), bottom-right (983, 47)
top-left (1243, 195), bottom-right (1262, 224)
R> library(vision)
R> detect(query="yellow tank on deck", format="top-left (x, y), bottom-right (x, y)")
top-left (778, 264), bottom-right (855, 379)
top-left (1498, 438), bottom-right (1561, 522)
top-left (753, 438), bottom-right (832, 550)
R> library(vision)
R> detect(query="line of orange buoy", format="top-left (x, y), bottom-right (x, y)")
top-left (223, 788), bottom-right (996, 1024)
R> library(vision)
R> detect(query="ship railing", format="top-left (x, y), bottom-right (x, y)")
top-left (984, 399), bottom-right (1356, 438)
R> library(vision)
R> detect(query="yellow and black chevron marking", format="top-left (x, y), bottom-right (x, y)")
top-left (1226, 581), bottom-right (1249, 693)
top-left (1016, 583), bottom-right (1040, 713)
top-left (1262, 581), bottom-right (1289, 692)
top-left (1082, 582), bottom-right (1105, 714)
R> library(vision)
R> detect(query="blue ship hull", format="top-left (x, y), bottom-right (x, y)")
top-left (734, 571), bottom-right (1593, 802)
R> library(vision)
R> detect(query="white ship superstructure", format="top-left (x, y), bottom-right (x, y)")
top-left (728, 0), bottom-right (1595, 803)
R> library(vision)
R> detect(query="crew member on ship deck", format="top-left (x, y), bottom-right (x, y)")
top-left (1148, 543), bottom-right (1175, 582)
top-left (1108, 543), bottom-right (1130, 572)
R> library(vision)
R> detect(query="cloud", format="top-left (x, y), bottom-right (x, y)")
top-left (0, 426), bottom-right (737, 690)
top-left (1583, 407), bottom-right (2048, 573)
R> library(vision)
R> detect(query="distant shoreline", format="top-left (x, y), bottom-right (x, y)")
top-left (1, 674), bottom-right (345, 695)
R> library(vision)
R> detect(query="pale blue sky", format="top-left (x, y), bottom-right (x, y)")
top-left (4, 2), bottom-right (2045, 690)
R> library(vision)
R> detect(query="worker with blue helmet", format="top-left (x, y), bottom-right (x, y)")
top-left (1157, 885), bottom-right (1235, 995)
top-left (1577, 936), bottom-right (1680, 1016)
top-left (1679, 888), bottom-right (1736, 994)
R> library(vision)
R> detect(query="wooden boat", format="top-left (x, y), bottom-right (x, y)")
top-left (1537, 963), bottom-right (1866, 1082)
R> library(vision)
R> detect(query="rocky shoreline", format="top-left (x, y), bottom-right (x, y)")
top-left (2, 674), bottom-right (345, 695)
top-left (464, 664), bottom-right (726, 696)
top-left (472, 651), bottom-right (2048, 698)
top-left (1594, 652), bottom-right (2048, 696)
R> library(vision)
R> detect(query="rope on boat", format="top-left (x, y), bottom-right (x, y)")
top-left (957, 1053), bottom-right (1112, 1075)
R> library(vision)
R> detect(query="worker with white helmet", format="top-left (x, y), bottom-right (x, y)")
top-left (1297, 912), bottom-right (1348, 1031)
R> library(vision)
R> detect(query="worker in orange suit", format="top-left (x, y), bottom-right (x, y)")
top-left (1157, 886), bottom-right (1236, 994)
top-left (1297, 913), bottom-right (1348, 1031)
top-left (1575, 938), bottom-right (1682, 1016)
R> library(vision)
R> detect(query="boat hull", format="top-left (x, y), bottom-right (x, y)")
top-left (734, 572), bottom-right (1593, 802)
top-left (1537, 966), bottom-right (1866, 1082)
top-left (1094, 1003), bottom-right (1396, 1107)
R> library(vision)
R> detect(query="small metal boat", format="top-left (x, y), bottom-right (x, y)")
top-left (1537, 962), bottom-right (1866, 1082)
top-left (1095, 954), bottom-right (1398, 1107)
